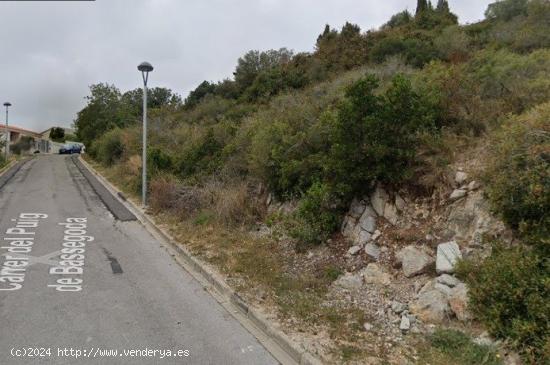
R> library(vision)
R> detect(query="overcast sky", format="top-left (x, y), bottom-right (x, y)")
top-left (0, 0), bottom-right (493, 132)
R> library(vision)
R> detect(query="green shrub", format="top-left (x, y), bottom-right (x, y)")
top-left (289, 182), bottom-right (340, 248)
top-left (94, 128), bottom-right (124, 166)
top-left (370, 33), bottom-right (440, 67)
top-left (457, 244), bottom-right (549, 364)
top-left (326, 73), bottom-right (439, 199)
top-left (148, 147), bottom-right (173, 172)
top-left (484, 103), bottom-right (550, 248)
top-left (177, 128), bottom-right (222, 178)
top-left (466, 49), bottom-right (550, 115)
top-left (426, 329), bottom-right (502, 365)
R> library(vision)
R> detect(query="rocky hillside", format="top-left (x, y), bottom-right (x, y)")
top-left (77, 0), bottom-right (549, 363)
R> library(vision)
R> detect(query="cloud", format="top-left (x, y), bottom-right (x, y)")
top-left (0, 0), bottom-right (493, 131)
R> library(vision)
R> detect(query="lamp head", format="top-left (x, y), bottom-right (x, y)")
top-left (3, 102), bottom-right (11, 107)
top-left (137, 62), bottom-right (154, 73)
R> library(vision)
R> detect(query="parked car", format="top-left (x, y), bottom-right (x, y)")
top-left (59, 144), bottom-right (82, 154)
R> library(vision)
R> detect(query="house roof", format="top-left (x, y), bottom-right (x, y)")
top-left (2, 125), bottom-right (41, 137)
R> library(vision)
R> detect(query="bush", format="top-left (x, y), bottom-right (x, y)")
top-left (426, 329), bottom-right (502, 365)
top-left (289, 182), bottom-right (340, 248)
top-left (326, 73), bottom-right (440, 199)
top-left (457, 244), bottom-right (549, 364)
top-left (148, 147), bottom-right (173, 172)
top-left (11, 136), bottom-right (34, 155)
top-left (484, 103), bottom-right (550, 248)
top-left (177, 128), bottom-right (222, 178)
top-left (93, 128), bottom-right (124, 166)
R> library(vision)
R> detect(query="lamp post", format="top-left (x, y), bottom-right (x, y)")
top-left (137, 62), bottom-right (153, 207)
top-left (3, 102), bottom-right (11, 160)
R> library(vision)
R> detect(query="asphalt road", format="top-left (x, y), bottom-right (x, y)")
top-left (0, 155), bottom-right (278, 365)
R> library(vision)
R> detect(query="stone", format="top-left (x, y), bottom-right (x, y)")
top-left (395, 193), bottom-right (406, 212)
top-left (434, 283), bottom-right (453, 296)
top-left (370, 185), bottom-right (389, 217)
top-left (352, 228), bottom-right (372, 246)
top-left (391, 301), bottom-right (407, 314)
top-left (363, 322), bottom-right (373, 331)
top-left (436, 274), bottom-right (460, 288)
top-left (371, 230), bottom-right (381, 241)
top-left (450, 189), bottom-right (467, 200)
top-left (347, 245), bottom-right (362, 256)
top-left (349, 198), bottom-right (367, 219)
top-left (449, 283), bottom-right (471, 321)
top-left (473, 332), bottom-right (494, 347)
top-left (436, 241), bottom-right (462, 274)
top-left (410, 289), bottom-right (450, 323)
top-left (467, 180), bottom-right (479, 191)
top-left (358, 206), bottom-right (377, 233)
top-left (341, 215), bottom-right (357, 237)
top-left (383, 203), bottom-right (399, 225)
top-left (360, 263), bottom-right (391, 286)
top-left (455, 171), bottom-right (468, 185)
top-left (365, 243), bottom-right (381, 260)
top-left (399, 315), bottom-right (411, 331)
top-left (333, 273), bottom-right (363, 291)
top-left (396, 246), bottom-right (434, 278)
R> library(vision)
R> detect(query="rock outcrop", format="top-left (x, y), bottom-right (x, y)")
top-left (396, 246), bottom-right (434, 278)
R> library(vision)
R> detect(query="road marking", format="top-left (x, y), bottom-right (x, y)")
top-left (1, 250), bottom-right (62, 267)
top-left (0, 213), bottom-right (48, 291)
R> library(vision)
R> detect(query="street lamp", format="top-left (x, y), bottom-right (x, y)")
top-left (137, 61), bottom-right (153, 207)
top-left (3, 102), bottom-right (11, 160)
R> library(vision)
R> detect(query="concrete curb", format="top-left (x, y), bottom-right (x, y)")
top-left (77, 156), bottom-right (323, 365)
top-left (0, 158), bottom-right (30, 190)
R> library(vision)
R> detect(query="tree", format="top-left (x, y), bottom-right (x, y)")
top-left (233, 48), bottom-right (294, 93)
top-left (384, 10), bottom-right (413, 28)
top-left (184, 81), bottom-right (217, 109)
top-left (49, 127), bottom-right (65, 142)
top-left (416, 0), bottom-right (429, 15)
top-left (485, 0), bottom-right (529, 21)
top-left (315, 22), bottom-right (368, 71)
top-left (74, 83), bottom-right (122, 149)
top-left (436, 0), bottom-right (450, 13)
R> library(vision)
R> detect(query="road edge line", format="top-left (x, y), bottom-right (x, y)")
top-left (77, 156), bottom-right (323, 365)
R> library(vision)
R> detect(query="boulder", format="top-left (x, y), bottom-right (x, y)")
top-left (467, 180), bottom-right (479, 191)
top-left (391, 301), bottom-right (407, 314)
top-left (455, 171), bottom-right (468, 185)
top-left (436, 274), bottom-right (460, 288)
top-left (395, 193), bottom-right (406, 212)
top-left (333, 273), bottom-right (363, 291)
top-left (383, 203), bottom-right (399, 225)
top-left (341, 215), bottom-right (357, 237)
top-left (352, 228), bottom-right (372, 246)
top-left (358, 206), bottom-right (377, 233)
top-left (360, 263), bottom-right (391, 286)
top-left (349, 198), bottom-right (367, 219)
top-left (370, 185), bottom-right (389, 217)
top-left (434, 283), bottom-right (453, 296)
top-left (347, 245), bottom-right (362, 256)
top-left (436, 241), bottom-right (462, 274)
top-left (365, 243), bottom-right (381, 260)
top-left (449, 283), bottom-right (471, 321)
top-left (450, 189), bottom-right (467, 200)
top-left (396, 246), bottom-right (434, 278)
top-left (371, 230), bottom-right (382, 241)
top-left (399, 315), bottom-right (411, 331)
top-left (410, 289), bottom-right (450, 323)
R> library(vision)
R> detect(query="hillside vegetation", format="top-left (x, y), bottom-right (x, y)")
top-left (76, 0), bottom-right (549, 363)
